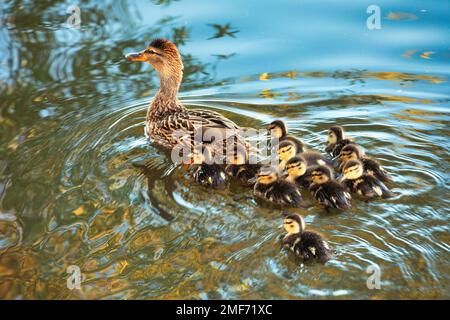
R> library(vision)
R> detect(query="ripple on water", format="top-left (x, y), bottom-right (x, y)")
top-left (1, 69), bottom-right (449, 299)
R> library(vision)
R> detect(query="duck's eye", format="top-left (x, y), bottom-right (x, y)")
top-left (145, 49), bottom-right (156, 54)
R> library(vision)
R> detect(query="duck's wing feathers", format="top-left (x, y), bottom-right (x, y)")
top-left (311, 181), bottom-right (352, 209)
top-left (331, 139), bottom-right (353, 157)
top-left (299, 151), bottom-right (331, 167)
top-left (266, 181), bottom-right (303, 207)
top-left (298, 231), bottom-right (333, 262)
top-left (359, 175), bottom-right (393, 198)
top-left (362, 157), bottom-right (392, 183)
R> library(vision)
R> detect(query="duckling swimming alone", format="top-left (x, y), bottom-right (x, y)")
top-left (341, 160), bottom-right (394, 199)
top-left (309, 165), bottom-right (352, 210)
top-left (254, 167), bottom-right (303, 207)
top-left (282, 213), bottom-right (332, 263)
top-left (325, 125), bottom-right (353, 157)
top-left (339, 144), bottom-right (392, 183)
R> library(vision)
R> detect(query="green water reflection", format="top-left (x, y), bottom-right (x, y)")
top-left (0, 0), bottom-right (449, 299)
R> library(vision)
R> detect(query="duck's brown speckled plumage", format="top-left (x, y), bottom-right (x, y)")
top-left (128, 38), bottom-right (242, 153)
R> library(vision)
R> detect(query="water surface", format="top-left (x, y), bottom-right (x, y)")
top-left (0, 0), bottom-right (449, 299)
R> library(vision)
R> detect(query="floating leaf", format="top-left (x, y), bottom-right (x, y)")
top-left (73, 205), bottom-right (85, 216)
top-left (386, 12), bottom-right (418, 21)
top-left (140, 89), bottom-right (152, 97)
top-left (284, 71), bottom-right (298, 79)
top-left (207, 23), bottom-right (239, 40)
top-left (420, 51), bottom-right (434, 60)
top-left (101, 207), bottom-right (115, 215)
top-left (401, 49), bottom-right (417, 59)
top-left (259, 73), bottom-right (269, 81)
top-left (260, 89), bottom-right (280, 99)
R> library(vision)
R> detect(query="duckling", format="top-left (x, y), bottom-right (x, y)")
top-left (126, 38), bottom-right (247, 156)
top-left (276, 140), bottom-right (297, 170)
top-left (308, 165), bottom-right (352, 210)
top-left (341, 160), bottom-right (394, 199)
top-left (254, 167), bottom-right (303, 207)
top-left (284, 156), bottom-right (311, 189)
top-left (281, 213), bottom-right (332, 263)
top-left (277, 139), bottom-right (330, 171)
top-left (224, 145), bottom-right (261, 187)
top-left (191, 147), bottom-right (228, 189)
top-left (267, 120), bottom-right (288, 142)
top-left (339, 144), bottom-right (392, 183)
top-left (325, 125), bottom-right (353, 157)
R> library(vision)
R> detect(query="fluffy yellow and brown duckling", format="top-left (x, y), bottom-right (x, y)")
top-left (277, 139), bottom-right (330, 171)
top-left (254, 167), bottom-right (303, 207)
top-left (339, 144), bottom-right (392, 183)
top-left (267, 120), bottom-right (288, 142)
top-left (325, 125), bottom-right (354, 157)
top-left (282, 213), bottom-right (332, 263)
top-left (191, 147), bottom-right (228, 189)
top-left (341, 160), bottom-right (394, 199)
top-left (309, 165), bottom-right (352, 210)
top-left (267, 120), bottom-right (304, 151)
top-left (126, 38), bottom-right (246, 155)
top-left (284, 156), bottom-right (311, 189)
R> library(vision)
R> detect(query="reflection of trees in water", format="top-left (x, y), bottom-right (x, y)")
top-left (152, 0), bottom-right (180, 6)
top-left (0, 0), bottom-right (239, 149)
top-left (207, 23), bottom-right (239, 40)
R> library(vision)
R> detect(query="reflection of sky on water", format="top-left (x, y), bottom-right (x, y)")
top-left (0, 0), bottom-right (449, 300)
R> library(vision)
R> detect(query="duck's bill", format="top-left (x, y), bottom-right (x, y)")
top-left (125, 51), bottom-right (146, 62)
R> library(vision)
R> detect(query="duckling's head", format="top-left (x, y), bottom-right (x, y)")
top-left (339, 143), bottom-right (361, 163)
top-left (267, 120), bottom-right (287, 139)
top-left (126, 38), bottom-right (183, 81)
top-left (342, 160), bottom-right (364, 180)
top-left (256, 167), bottom-right (278, 185)
top-left (282, 135), bottom-right (305, 153)
top-left (285, 156), bottom-right (307, 178)
top-left (310, 165), bottom-right (333, 185)
top-left (328, 126), bottom-right (345, 144)
top-left (282, 213), bottom-right (305, 235)
top-left (277, 141), bottom-right (297, 161)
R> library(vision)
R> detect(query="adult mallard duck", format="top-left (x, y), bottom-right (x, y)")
top-left (126, 38), bottom-right (244, 158)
